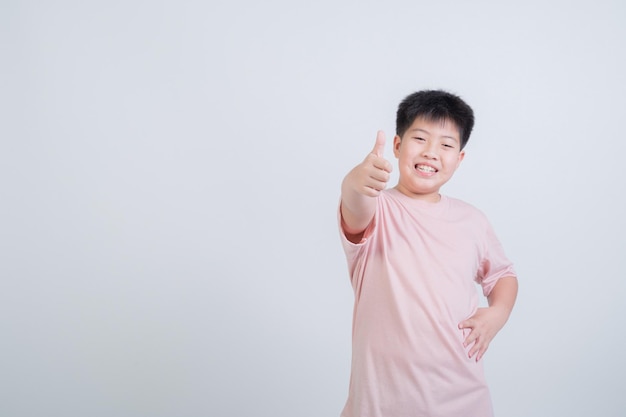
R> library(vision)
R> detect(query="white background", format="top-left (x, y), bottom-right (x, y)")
top-left (2, 1), bottom-right (625, 416)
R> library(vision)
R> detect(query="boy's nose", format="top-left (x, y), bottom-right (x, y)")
top-left (422, 145), bottom-right (438, 160)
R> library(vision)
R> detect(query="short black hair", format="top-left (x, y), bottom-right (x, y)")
top-left (396, 90), bottom-right (475, 150)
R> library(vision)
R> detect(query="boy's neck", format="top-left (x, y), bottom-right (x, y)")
top-left (393, 185), bottom-right (442, 203)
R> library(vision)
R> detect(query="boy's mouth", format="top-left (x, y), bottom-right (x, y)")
top-left (415, 164), bottom-right (437, 174)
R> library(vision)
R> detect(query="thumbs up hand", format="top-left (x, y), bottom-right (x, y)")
top-left (340, 131), bottom-right (393, 240)
top-left (344, 131), bottom-right (393, 198)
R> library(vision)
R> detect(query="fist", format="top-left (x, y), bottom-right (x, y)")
top-left (345, 131), bottom-right (393, 197)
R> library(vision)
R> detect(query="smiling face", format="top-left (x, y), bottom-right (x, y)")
top-left (393, 117), bottom-right (465, 202)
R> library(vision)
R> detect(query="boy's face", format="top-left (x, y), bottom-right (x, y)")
top-left (393, 117), bottom-right (465, 202)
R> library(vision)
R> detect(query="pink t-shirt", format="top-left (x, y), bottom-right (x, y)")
top-left (339, 188), bottom-right (516, 417)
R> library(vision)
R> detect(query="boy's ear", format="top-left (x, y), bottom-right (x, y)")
top-left (393, 135), bottom-right (402, 157)
top-left (456, 150), bottom-right (466, 167)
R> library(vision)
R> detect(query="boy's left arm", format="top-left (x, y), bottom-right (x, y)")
top-left (458, 276), bottom-right (518, 362)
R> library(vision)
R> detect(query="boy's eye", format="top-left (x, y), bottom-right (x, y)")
top-left (413, 137), bottom-right (426, 141)
top-left (442, 144), bottom-right (454, 148)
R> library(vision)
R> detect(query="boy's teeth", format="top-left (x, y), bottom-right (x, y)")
top-left (416, 164), bottom-right (435, 173)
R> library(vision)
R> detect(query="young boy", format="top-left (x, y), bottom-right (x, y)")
top-left (338, 90), bottom-right (518, 417)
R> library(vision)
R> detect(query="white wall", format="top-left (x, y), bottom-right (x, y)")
top-left (2, 1), bottom-right (625, 416)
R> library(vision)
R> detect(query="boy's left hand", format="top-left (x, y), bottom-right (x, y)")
top-left (458, 306), bottom-right (509, 362)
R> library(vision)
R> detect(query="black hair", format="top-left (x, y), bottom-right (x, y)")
top-left (396, 90), bottom-right (475, 150)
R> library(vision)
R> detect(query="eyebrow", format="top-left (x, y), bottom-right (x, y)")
top-left (409, 128), bottom-right (459, 142)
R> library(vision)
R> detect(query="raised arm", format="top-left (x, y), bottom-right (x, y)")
top-left (340, 131), bottom-right (393, 243)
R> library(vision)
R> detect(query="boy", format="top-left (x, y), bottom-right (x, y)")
top-left (338, 90), bottom-right (518, 417)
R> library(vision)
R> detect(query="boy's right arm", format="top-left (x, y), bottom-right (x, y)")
top-left (340, 131), bottom-right (392, 243)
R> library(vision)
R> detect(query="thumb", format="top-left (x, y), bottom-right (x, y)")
top-left (458, 319), bottom-right (473, 330)
top-left (371, 130), bottom-right (386, 157)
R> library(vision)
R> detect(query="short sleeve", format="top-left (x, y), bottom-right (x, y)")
top-left (475, 222), bottom-right (517, 296)
top-left (337, 200), bottom-right (379, 291)
top-left (338, 200), bottom-right (377, 253)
